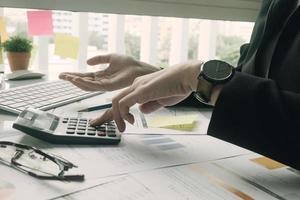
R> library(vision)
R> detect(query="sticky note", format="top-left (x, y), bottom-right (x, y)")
top-left (54, 33), bottom-right (80, 59)
top-left (27, 10), bottom-right (53, 36)
top-left (148, 115), bottom-right (198, 131)
top-left (251, 157), bottom-right (286, 170)
top-left (0, 17), bottom-right (8, 42)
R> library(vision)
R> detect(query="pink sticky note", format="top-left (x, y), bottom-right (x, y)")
top-left (27, 10), bottom-right (53, 36)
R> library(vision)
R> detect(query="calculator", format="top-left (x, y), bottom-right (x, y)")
top-left (12, 108), bottom-right (121, 145)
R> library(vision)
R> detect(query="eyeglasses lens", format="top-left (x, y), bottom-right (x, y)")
top-left (0, 144), bottom-right (60, 177)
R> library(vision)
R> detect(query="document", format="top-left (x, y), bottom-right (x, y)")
top-left (57, 175), bottom-right (159, 200)
top-left (211, 154), bottom-right (300, 200)
top-left (3, 132), bottom-right (250, 181)
top-left (0, 162), bottom-right (120, 200)
top-left (0, 121), bottom-right (21, 139)
top-left (58, 161), bottom-right (279, 200)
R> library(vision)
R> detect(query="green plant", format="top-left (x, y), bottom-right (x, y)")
top-left (1, 36), bottom-right (33, 53)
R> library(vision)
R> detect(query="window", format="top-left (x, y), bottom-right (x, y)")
top-left (1, 7), bottom-right (254, 78)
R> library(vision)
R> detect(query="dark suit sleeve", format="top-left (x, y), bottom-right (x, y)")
top-left (208, 71), bottom-right (300, 170)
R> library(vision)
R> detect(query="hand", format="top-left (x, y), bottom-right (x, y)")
top-left (59, 54), bottom-right (159, 91)
top-left (90, 61), bottom-right (203, 132)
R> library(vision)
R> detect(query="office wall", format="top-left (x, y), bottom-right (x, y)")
top-left (0, 0), bottom-right (261, 21)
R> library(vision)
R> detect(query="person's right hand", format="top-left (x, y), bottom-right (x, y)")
top-left (59, 54), bottom-right (159, 91)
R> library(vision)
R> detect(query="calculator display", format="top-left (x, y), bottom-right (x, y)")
top-left (32, 113), bottom-right (56, 131)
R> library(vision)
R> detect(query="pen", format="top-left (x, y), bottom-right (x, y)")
top-left (78, 103), bottom-right (112, 112)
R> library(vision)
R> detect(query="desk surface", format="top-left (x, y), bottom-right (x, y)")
top-left (0, 77), bottom-right (299, 200)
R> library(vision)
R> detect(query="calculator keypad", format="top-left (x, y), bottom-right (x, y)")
top-left (62, 118), bottom-right (117, 137)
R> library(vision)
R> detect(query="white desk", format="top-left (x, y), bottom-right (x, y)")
top-left (0, 78), bottom-right (299, 200)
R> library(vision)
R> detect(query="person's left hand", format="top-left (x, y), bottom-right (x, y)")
top-left (90, 61), bottom-right (203, 132)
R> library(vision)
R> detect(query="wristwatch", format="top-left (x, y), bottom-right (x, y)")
top-left (194, 60), bottom-right (235, 105)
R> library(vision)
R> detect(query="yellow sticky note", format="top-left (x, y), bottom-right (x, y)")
top-left (251, 157), bottom-right (286, 170)
top-left (148, 115), bottom-right (198, 131)
top-left (54, 33), bottom-right (80, 59)
top-left (0, 17), bottom-right (8, 42)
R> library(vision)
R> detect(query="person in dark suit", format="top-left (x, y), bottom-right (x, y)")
top-left (60, 0), bottom-right (300, 170)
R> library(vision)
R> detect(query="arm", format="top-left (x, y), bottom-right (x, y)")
top-left (208, 72), bottom-right (300, 170)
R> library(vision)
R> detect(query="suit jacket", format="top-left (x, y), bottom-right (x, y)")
top-left (208, 0), bottom-right (300, 170)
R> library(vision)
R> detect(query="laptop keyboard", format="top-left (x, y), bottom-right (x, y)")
top-left (0, 80), bottom-right (103, 114)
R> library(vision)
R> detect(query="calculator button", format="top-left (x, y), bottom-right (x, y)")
top-left (70, 118), bottom-right (78, 120)
top-left (66, 129), bottom-right (75, 134)
top-left (96, 126), bottom-right (106, 132)
top-left (88, 127), bottom-right (96, 131)
top-left (78, 126), bottom-right (86, 129)
top-left (62, 118), bottom-right (68, 123)
top-left (76, 130), bottom-right (86, 135)
top-left (97, 131), bottom-right (106, 136)
top-left (107, 132), bottom-right (116, 137)
top-left (107, 127), bottom-right (116, 132)
top-left (87, 131), bottom-right (96, 136)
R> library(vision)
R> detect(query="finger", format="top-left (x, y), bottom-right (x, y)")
top-left (125, 113), bottom-right (135, 124)
top-left (68, 79), bottom-right (93, 91)
top-left (139, 101), bottom-right (163, 114)
top-left (118, 88), bottom-right (145, 123)
top-left (73, 77), bottom-right (112, 91)
top-left (87, 54), bottom-right (112, 65)
top-left (59, 72), bottom-right (94, 79)
top-left (90, 109), bottom-right (113, 126)
top-left (61, 74), bottom-right (91, 83)
top-left (112, 88), bottom-right (133, 132)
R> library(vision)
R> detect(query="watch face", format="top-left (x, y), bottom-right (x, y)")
top-left (202, 60), bottom-right (233, 81)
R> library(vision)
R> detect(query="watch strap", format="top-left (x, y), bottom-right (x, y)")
top-left (194, 75), bottom-right (213, 103)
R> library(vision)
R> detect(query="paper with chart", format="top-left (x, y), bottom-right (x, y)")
top-left (2, 132), bottom-right (250, 181)
top-left (57, 160), bottom-right (282, 200)
top-left (210, 154), bottom-right (300, 200)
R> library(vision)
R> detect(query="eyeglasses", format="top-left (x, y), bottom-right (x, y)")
top-left (0, 141), bottom-right (84, 181)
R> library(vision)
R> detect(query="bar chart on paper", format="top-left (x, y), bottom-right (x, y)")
top-left (140, 135), bottom-right (185, 151)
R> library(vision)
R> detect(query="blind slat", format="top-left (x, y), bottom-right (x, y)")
top-left (0, 0), bottom-right (261, 21)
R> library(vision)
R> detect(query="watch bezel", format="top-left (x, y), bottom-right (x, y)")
top-left (200, 60), bottom-right (234, 84)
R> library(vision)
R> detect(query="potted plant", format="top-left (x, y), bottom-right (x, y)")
top-left (1, 36), bottom-right (33, 71)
